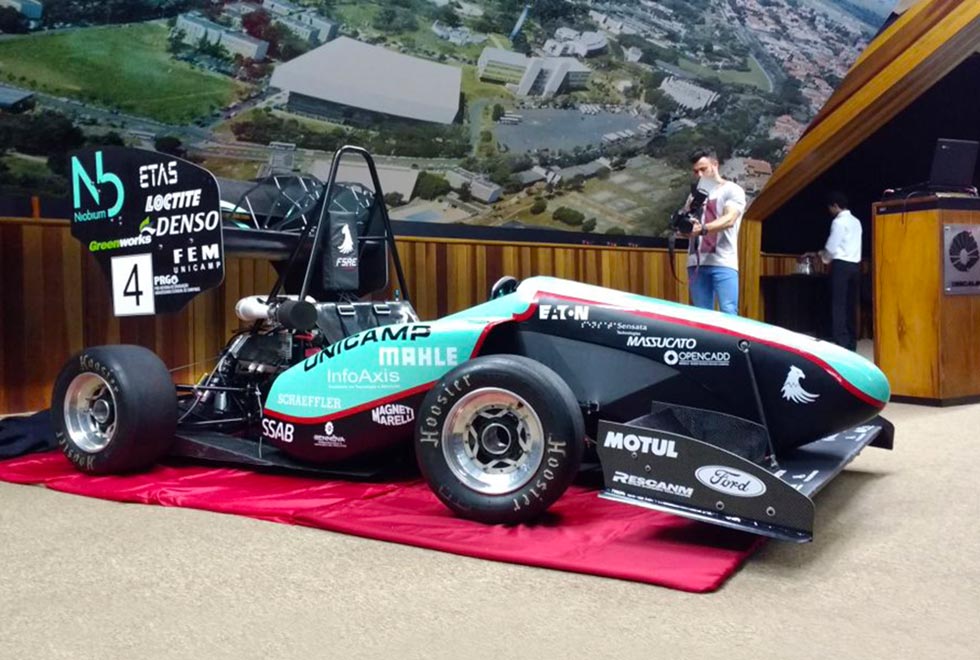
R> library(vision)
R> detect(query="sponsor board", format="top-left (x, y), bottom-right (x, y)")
top-left (69, 147), bottom-right (224, 314)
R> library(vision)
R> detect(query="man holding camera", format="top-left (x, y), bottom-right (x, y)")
top-left (678, 148), bottom-right (747, 315)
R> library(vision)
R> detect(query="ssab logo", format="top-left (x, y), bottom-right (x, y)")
top-left (71, 151), bottom-right (125, 223)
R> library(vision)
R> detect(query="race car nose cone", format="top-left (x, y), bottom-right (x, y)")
top-left (821, 342), bottom-right (891, 407)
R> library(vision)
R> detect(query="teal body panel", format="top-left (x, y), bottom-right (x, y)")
top-left (265, 320), bottom-right (487, 422)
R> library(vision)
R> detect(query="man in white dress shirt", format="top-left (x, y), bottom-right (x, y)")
top-left (810, 192), bottom-right (863, 350)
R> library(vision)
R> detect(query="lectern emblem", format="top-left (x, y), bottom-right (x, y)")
top-left (948, 231), bottom-right (980, 272)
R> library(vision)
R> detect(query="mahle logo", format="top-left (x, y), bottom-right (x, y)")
top-left (71, 151), bottom-right (125, 222)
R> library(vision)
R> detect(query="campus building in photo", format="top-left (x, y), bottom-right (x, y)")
top-left (270, 37), bottom-right (462, 125)
top-left (477, 47), bottom-right (591, 98)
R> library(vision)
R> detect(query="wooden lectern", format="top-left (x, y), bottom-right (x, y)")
top-left (873, 195), bottom-right (980, 404)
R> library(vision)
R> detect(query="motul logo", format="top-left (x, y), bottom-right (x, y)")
top-left (603, 431), bottom-right (678, 458)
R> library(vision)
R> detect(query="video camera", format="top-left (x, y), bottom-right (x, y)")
top-left (671, 183), bottom-right (709, 234)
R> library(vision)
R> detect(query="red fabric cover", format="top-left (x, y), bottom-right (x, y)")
top-left (0, 452), bottom-right (763, 592)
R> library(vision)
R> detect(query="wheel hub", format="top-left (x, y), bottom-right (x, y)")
top-left (442, 387), bottom-right (545, 495)
top-left (91, 399), bottom-right (111, 424)
top-left (480, 422), bottom-right (513, 456)
top-left (63, 373), bottom-right (117, 453)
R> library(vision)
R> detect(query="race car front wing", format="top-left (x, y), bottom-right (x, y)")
top-left (596, 415), bottom-right (894, 542)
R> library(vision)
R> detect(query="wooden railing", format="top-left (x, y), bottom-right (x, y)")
top-left (0, 217), bottom-right (794, 414)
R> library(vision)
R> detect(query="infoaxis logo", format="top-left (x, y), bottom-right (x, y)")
top-left (71, 151), bottom-right (124, 223)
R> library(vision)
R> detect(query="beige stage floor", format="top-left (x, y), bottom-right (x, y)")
top-left (2, 347), bottom-right (978, 659)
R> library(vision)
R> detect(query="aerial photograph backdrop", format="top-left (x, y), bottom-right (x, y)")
top-left (0, 0), bottom-right (897, 241)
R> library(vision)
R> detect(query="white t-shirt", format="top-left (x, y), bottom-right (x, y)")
top-left (687, 179), bottom-right (747, 270)
top-left (821, 209), bottom-right (862, 264)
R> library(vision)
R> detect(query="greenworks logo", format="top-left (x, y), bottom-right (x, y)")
top-left (139, 217), bottom-right (155, 235)
top-left (89, 234), bottom-right (152, 252)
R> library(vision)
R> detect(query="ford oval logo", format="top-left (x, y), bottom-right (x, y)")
top-left (695, 466), bottom-right (767, 498)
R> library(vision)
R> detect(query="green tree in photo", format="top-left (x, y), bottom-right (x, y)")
top-left (154, 135), bottom-right (186, 157)
top-left (553, 206), bottom-right (585, 226)
top-left (414, 171), bottom-right (451, 200)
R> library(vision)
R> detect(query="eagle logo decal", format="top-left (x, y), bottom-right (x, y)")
top-left (781, 366), bottom-right (819, 404)
top-left (338, 224), bottom-right (354, 255)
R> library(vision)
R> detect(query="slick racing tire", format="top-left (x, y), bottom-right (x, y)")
top-left (51, 345), bottom-right (177, 474)
top-left (415, 354), bottom-right (584, 524)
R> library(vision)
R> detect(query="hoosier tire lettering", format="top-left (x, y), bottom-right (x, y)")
top-left (512, 438), bottom-right (566, 512)
top-left (418, 374), bottom-right (472, 447)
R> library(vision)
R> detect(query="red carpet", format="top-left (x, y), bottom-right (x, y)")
top-left (0, 452), bottom-right (764, 592)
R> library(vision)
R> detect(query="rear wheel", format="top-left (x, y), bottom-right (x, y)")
top-left (415, 355), bottom-right (584, 524)
top-left (51, 345), bottom-right (177, 474)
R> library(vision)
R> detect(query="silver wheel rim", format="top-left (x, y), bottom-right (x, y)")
top-left (441, 387), bottom-right (545, 495)
top-left (63, 373), bottom-right (117, 453)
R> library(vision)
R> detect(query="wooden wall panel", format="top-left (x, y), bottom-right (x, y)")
top-left (0, 218), bottom-right (796, 414)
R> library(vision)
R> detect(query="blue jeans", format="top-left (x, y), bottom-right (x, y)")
top-left (688, 266), bottom-right (739, 314)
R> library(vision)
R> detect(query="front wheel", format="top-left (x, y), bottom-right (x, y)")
top-left (51, 345), bottom-right (177, 474)
top-left (415, 355), bottom-right (584, 524)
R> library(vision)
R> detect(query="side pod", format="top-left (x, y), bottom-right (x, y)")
top-left (596, 416), bottom-right (894, 542)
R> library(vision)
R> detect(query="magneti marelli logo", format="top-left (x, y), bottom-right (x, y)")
top-left (948, 231), bottom-right (980, 273)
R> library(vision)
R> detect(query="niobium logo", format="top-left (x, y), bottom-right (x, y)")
top-left (948, 231), bottom-right (979, 273)
top-left (71, 151), bottom-right (125, 223)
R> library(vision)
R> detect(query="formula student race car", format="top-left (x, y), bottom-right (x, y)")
top-left (52, 146), bottom-right (894, 542)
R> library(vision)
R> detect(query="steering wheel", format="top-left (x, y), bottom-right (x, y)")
top-left (489, 276), bottom-right (519, 300)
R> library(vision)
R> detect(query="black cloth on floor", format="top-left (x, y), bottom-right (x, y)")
top-left (0, 410), bottom-right (57, 459)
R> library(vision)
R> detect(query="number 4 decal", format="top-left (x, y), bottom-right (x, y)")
top-left (110, 254), bottom-right (155, 316)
